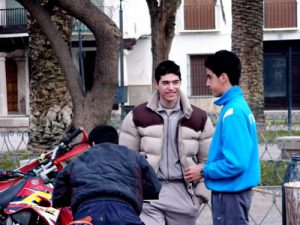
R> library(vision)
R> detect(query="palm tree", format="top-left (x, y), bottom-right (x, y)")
top-left (231, 0), bottom-right (265, 126)
top-left (27, 2), bottom-right (73, 150)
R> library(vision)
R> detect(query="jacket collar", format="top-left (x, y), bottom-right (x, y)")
top-left (147, 90), bottom-right (193, 118)
top-left (214, 86), bottom-right (242, 106)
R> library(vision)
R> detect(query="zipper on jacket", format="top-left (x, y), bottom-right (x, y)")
top-left (166, 113), bottom-right (170, 180)
top-left (177, 114), bottom-right (196, 206)
top-left (187, 183), bottom-right (196, 206)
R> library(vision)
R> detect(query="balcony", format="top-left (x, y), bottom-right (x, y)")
top-left (183, 1), bottom-right (216, 31)
top-left (0, 8), bottom-right (27, 34)
top-left (264, 1), bottom-right (297, 29)
top-left (73, 6), bottom-right (114, 33)
top-left (0, 6), bottom-right (115, 35)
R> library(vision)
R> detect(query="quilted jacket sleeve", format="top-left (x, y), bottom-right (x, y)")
top-left (119, 111), bottom-right (141, 152)
top-left (197, 116), bottom-right (214, 163)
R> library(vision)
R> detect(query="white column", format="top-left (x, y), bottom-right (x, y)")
top-left (24, 50), bottom-right (30, 115)
top-left (0, 52), bottom-right (8, 115)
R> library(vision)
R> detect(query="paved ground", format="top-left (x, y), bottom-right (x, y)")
top-left (196, 142), bottom-right (284, 225)
top-left (196, 187), bottom-right (283, 225)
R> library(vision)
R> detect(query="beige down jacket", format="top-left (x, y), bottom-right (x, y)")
top-left (119, 91), bottom-right (214, 203)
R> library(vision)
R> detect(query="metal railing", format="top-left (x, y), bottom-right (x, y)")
top-left (0, 8), bottom-right (27, 26)
top-left (1, 113), bottom-right (300, 225)
top-left (0, 6), bottom-right (115, 33)
top-left (72, 6), bottom-right (115, 33)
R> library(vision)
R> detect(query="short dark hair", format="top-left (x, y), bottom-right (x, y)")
top-left (204, 50), bottom-right (241, 86)
top-left (88, 125), bottom-right (119, 145)
top-left (154, 60), bottom-right (181, 83)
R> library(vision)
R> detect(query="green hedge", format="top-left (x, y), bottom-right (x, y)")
top-left (260, 160), bottom-right (288, 186)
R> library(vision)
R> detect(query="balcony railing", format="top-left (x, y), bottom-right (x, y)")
top-left (0, 8), bottom-right (27, 26)
top-left (0, 6), bottom-right (115, 34)
top-left (264, 1), bottom-right (297, 29)
top-left (73, 6), bottom-right (115, 33)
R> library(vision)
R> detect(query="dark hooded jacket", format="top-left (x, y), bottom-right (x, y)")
top-left (52, 143), bottom-right (161, 214)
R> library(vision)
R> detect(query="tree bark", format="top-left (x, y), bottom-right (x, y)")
top-left (146, 0), bottom-right (181, 80)
top-left (232, 0), bottom-right (265, 126)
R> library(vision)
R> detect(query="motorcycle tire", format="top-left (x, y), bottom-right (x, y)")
top-left (3, 210), bottom-right (61, 225)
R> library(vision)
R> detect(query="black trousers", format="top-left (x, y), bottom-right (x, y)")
top-left (74, 199), bottom-right (144, 225)
top-left (211, 189), bottom-right (252, 225)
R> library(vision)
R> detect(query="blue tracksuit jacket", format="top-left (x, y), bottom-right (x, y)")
top-left (204, 86), bottom-right (261, 192)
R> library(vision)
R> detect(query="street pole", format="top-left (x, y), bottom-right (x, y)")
top-left (287, 46), bottom-right (292, 135)
top-left (119, 0), bottom-right (124, 105)
top-left (78, 21), bottom-right (86, 96)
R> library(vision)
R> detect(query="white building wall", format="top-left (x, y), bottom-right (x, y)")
top-left (106, 0), bottom-right (150, 39)
top-left (126, 37), bottom-right (152, 86)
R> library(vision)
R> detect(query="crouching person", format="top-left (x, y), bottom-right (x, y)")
top-left (53, 125), bottom-right (162, 225)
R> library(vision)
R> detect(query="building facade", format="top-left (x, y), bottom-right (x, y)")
top-left (0, 0), bottom-right (29, 130)
top-left (0, 0), bottom-right (299, 130)
top-left (124, 0), bottom-right (300, 111)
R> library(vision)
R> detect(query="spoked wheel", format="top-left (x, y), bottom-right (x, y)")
top-left (4, 210), bottom-right (51, 225)
top-left (1, 216), bottom-right (17, 225)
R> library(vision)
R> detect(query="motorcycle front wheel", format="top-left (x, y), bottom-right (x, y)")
top-left (3, 211), bottom-right (61, 225)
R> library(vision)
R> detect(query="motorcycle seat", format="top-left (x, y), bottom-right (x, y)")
top-left (0, 178), bottom-right (26, 210)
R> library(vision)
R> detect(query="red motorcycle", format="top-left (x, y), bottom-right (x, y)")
top-left (0, 128), bottom-right (90, 225)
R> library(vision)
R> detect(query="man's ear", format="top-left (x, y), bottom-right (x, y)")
top-left (92, 141), bottom-right (96, 146)
top-left (220, 73), bottom-right (229, 83)
top-left (153, 80), bottom-right (159, 89)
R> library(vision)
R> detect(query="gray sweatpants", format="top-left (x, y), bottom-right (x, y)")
top-left (211, 189), bottom-right (253, 225)
top-left (140, 181), bottom-right (201, 225)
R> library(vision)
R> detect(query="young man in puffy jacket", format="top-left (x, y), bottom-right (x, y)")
top-left (119, 60), bottom-right (214, 225)
top-left (185, 50), bottom-right (261, 225)
top-left (53, 125), bottom-right (161, 225)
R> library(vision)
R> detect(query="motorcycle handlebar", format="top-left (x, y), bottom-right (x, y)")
top-left (0, 169), bottom-right (24, 179)
top-left (61, 128), bottom-right (83, 145)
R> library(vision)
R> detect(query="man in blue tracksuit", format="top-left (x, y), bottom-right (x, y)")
top-left (184, 50), bottom-right (261, 225)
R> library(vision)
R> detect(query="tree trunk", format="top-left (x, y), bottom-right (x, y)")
top-left (26, 0), bottom-right (73, 150)
top-left (232, 0), bottom-right (265, 126)
top-left (56, 0), bottom-right (121, 132)
top-left (17, 0), bottom-right (121, 148)
top-left (146, 0), bottom-right (181, 80)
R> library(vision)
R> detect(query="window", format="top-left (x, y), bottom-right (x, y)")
top-left (264, 56), bottom-right (287, 97)
top-left (264, 0), bottom-right (297, 29)
top-left (188, 55), bottom-right (211, 97)
top-left (184, 0), bottom-right (216, 30)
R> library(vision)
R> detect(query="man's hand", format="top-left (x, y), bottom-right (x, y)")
top-left (184, 164), bottom-right (203, 182)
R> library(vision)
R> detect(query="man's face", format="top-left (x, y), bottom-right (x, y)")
top-left (206, 68), bottom-right (225, 97)
top-left (154, 73), bottom-right (181, 107)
